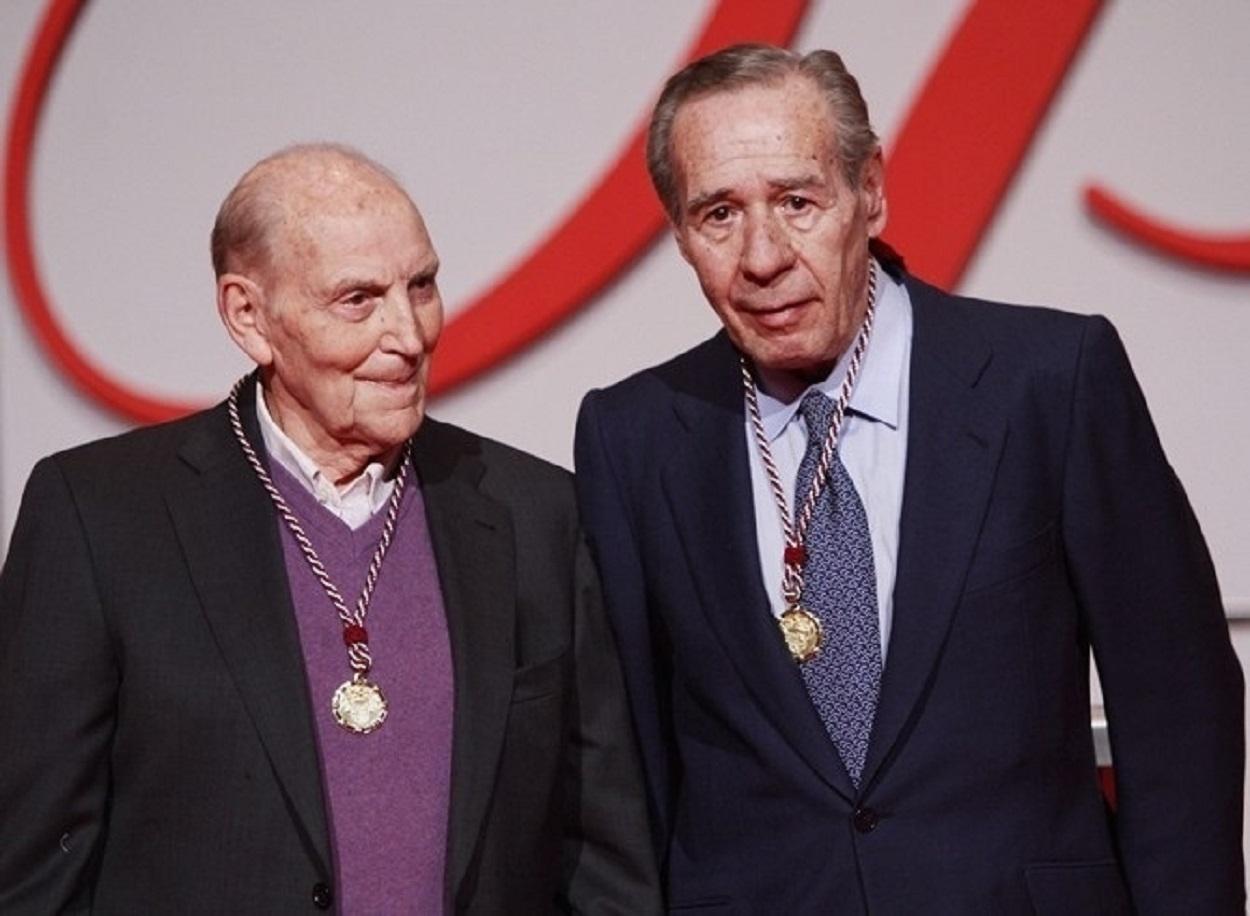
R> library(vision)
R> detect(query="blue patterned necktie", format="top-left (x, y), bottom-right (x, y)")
top-left (794, 390), bottom-right (881, 786)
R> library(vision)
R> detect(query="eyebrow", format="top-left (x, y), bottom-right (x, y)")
top-left (684, 173), bottom-right (829, 217)
top-left (410, 259), bottom-right (439, 283)
top-left (327, 276), bottom-right (386, 300)
top-left (324, 259), bottom-right (439, 299)
top-left (770, 174), bottom-right (825, 193)
top-left (685, 188), bottom-right (733, 218)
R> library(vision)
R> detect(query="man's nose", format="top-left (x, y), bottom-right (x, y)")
top-left (740, 212), bottom-right (795, 285)
top-left (379, 289), bottom-right (426, 356)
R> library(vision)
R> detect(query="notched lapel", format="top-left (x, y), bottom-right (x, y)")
top-left (861, 288), bottom-right (1006, 790)
top-left (662, 377), bottom-right (854, 800)
top-left (412, 423), bottom-right (516, 900)
top-left (166, 407), bottom-right (331, 875)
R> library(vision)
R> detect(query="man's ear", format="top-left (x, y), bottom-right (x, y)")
top-left (860, 147), bottom-right (888, 238)
top-left (217, 272), bottom-right (274, 366)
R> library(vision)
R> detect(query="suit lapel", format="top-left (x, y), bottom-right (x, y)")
top-left (661, 336), bottom-right (854, 799)
top-left (411, 421), bottom-right (516, 901)
top-left (860, 279), bottom-right (1007, 790)
top-left (165, 388), bottom-right (331, 875)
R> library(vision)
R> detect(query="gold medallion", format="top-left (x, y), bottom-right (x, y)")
top-left (332, 676), bottom-right (388, 734)
top-left (779, 607), bottom-right (822, 663)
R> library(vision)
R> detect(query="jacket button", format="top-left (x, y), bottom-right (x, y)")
top-left (312, 881), bottom-right (333, 910)
top-left (853, 807), bottom-right (879, 833)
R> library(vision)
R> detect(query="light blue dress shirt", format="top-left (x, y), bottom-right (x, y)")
top-left (744, 264), bottom-right (913, 660)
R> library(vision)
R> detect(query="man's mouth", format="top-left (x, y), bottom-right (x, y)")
top-left (361, 367), bottom-right (420, 390)
top-left (745, 299), bottom-right (810, 330)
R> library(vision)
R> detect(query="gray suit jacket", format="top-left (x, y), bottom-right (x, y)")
top-left (0, 384), bottom-right (659, 914)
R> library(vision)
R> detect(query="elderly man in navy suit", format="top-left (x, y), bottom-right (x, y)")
top-left (575, 43), bottom-right (1243, 914)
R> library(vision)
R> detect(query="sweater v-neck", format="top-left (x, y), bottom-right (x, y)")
top-left (266, 457), bottom-right (416, 562)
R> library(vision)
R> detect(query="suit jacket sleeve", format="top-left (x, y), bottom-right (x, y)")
top-left (574, 390), bottom-right (674, 865)
top-left (1062, 316), bottom-right (1244, 913)
top-left (0, 457), bottom-right (118, 913)
top-left (558, 525), bottom-right (662, 914)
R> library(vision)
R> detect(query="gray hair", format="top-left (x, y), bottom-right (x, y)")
top-left (646, 43), bottom-right (879, 222)
top-left (210, 142), bottom-right (405, 278)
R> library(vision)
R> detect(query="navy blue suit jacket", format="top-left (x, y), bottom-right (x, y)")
top-left (574, 271), bottom-right (1243, 914)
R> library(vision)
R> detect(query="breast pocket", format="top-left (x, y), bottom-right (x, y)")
top-left (964, 521), bottom-right (1060, 595)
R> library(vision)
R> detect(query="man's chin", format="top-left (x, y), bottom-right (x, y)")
top-left (739, 341), bottom-right (836, 380)
top-left (360, 407), bottom-right (425, 451)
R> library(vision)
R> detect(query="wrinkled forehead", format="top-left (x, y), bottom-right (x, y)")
top-left (668, 78), bottom-right (840, 207)
top-left (672, 76), bottom-right (836, 160)
top-left (286, 159), bottom-right (407, 214)
top-left (268, 169), bottom-right (427, 271)
top-left (283, 181), bottom-right (420, 238)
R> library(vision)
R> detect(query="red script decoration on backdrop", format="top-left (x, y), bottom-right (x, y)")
top-left (5, 0), bottom-right (1131, 423)
top-left (3, 0), bottom-right (806, 422)
top-left (1084, 186), bottom-right (1250, 274)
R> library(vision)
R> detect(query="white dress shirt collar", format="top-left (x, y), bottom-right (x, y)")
top-left (254, 380), bottom-right (396, 529)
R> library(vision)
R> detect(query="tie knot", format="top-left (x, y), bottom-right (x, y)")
top-left (799, 390), bottom-right (835, 438)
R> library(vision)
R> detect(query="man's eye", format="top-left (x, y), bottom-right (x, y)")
top-left (783, 195), bottom-right (811, 212)
top-left (707, 205), bottom-right (733, 223)
top-left (409, 277), bottom-right (438, 303)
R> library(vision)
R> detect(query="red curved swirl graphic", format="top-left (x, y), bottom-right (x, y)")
top-left (5, 0), bottom-right (203, 419)
top-left (1085, 185), bottom-right (1250, 273)
top-left (3, 0), bottom-right (809, 423)
top-left (881, 0), bottom-right (1104, 288)
top-left (7, 1), bottom-right (1134, 424)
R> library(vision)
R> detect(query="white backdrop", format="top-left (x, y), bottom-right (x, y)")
top-left (2, 0), bottom-right (1249, 848)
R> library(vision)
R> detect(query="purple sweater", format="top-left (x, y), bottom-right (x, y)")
top-left (271, 461), bottom-right (454, 914)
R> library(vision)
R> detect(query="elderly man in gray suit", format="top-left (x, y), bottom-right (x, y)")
top-left (0, 144), bottom-right (659, 915)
